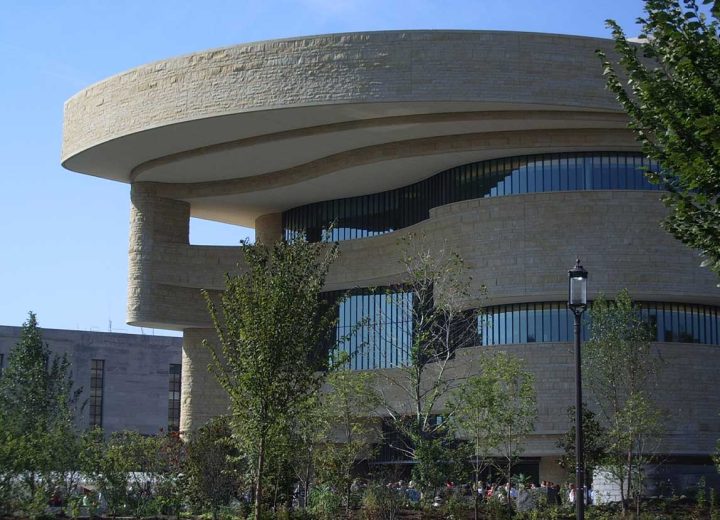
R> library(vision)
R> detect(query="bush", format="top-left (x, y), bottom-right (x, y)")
top-left (308, 484), bottom-right (342, 520)
top-left (443, 494), bottom-right (471, 519)
top-left (185, 417), bottom-right (244, 517)
top-left (361, 483), bottom-right (401, 520)
top-left (481, 498), bottom-right (513, 520)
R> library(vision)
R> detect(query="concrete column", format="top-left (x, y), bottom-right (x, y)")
top-left (254, 212), bottom-right (283, 245)
top-left (180, 328), bottom-right (230, 432)
top-left (127, 184), bottom-right (190, 325)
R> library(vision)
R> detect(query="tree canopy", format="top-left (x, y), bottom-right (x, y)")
top-left (583, 290), bottom-right (663, 514)
top-left (203, 237), bottom-right (340, 519)
top-left (0, 312), bottom-right (82, 510)
top-left (598, 0), bottom-right (720, 279)
top-left (378, 233), bottom-right (484, 492)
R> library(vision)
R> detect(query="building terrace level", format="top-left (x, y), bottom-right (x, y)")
top-left (62, 30), bottom-right (634, 227)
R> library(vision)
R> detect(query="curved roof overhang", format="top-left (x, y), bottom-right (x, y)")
top-left (62, 30), bottom-right (634, 227)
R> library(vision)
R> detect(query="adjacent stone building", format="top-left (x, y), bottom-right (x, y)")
top-left (0, 326), bottom-right (182, 435)
top-left (61, 30), bottom-right (720, 483)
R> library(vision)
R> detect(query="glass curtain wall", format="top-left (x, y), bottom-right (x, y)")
top-left (480, 302), bottom-right (720, 346)
top-left (325, 293), bottom-right (720, 371)
top-left (283, 152), bottom-right (662, 242)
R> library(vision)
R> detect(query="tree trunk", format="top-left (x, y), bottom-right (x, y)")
top-left (626, 449), bottom-right (633, 514)
top-left (254, 434), bottom-right (266, 520)
top-left (507, 460), bottom-right (512, 509)
top-left (303, 465), bottom-right (310, 509)
top-left (273, 470), bottom-right (279, 512)
top-left (28, 471), bottom-right (36, 500)
top-left (474, 467), bottom-right (479, 520)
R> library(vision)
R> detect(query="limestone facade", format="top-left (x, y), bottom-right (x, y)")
top-left (61, 30), bottom-right (720, 481)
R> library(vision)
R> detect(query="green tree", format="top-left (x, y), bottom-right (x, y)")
top-left (598, 0), bottom-right (720, 278)
top-left (449, 367), bottom-right (502, 520)
top-left (556, 404), bottom-right (608, 484)
top-left (185, 417), bottom-right (243, 520)
top-left (287, 395), bottom-right (323, 510)
top-left (583, 290), bottom-right (663, 514)
top-left (314, 370), bottom-right (382, 511)
top-left (380, 233), bottom-right (484, 495)
top-left (203, 237), bottom-right (340, 520)
top-left (0, 312), bottom-right (82, 511)
top-left (151, 431), bottom-right (187, 519)
top-left (455, 351), bottom-right (537, 504)
top-left (76, 427), bottom-right (194, 518)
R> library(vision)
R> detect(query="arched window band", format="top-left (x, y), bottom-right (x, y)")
top-left (283, 152), bottom-right (662, 243)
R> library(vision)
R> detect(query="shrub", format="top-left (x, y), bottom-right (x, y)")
top-left (361, 483), bottom-right (401, 520)
top-left (443, 494), bottom-right (471, 519)
top-left (308, 484), bottom-right (342, 520)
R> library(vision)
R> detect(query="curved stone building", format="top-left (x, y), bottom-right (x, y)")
top-left (62, 31), bottom-right (720, 483)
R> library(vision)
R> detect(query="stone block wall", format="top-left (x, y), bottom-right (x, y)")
top-left (0, 326), bottom-right (181, 434)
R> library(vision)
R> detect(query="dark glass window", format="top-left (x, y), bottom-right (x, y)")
top-left (89, 359), bottom-right (104, 428)
top-left (331, 289), bottom-right (413, 371)
top-left (327, 287), bottom-right (478, 371)
top-left (168, 364), bottom-right (182, 432)
top-left (480, 302), bottom-right (720, 347)
top-left (283, 152), bottom-right (663, 242)
top-left (370, 419), bottom-right (413, 463)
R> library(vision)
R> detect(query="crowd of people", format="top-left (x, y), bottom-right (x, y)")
top-left (352, 478), bottom-right (594, 512)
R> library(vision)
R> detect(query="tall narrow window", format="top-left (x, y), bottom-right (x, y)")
top-left (168, 364), bottom-right (182, 432)
top-left (89, 359), bottom-right (104, 428)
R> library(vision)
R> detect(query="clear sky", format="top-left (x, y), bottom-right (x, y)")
top-left (0, 0), bottom-right (647, 336)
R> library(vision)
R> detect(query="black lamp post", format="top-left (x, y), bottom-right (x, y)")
top-left (568, 258), bottom-right (588, 520)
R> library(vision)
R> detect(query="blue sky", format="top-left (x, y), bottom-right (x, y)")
top-left (0, 0), bottom-right (647, 335)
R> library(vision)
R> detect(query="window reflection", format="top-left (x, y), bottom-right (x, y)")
top-left (332, 289), bottom-right (413, 371)
top-left (283, 152), bottom-right (662, 243)
top-left (480, 302), bottom-right (720, 346)
top-left (324, 294), bottom-right (720, 372)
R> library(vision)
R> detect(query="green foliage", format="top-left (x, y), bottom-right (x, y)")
top-left (442, 493), bottom-right (472, 519)
top-left (598, 0), bottom-right (720, 279)
top-left (583, 290), bottom-right (664, 512)
top-left (307, 484), bottom-right (342, 520)
top-left (711, 486), bottom-right (718, 517)
top-left (480, 498), bottom-right (514, 520)
top-left (556, 404), bottom-right (608, 479)
top-left (79, 429), bottom-right (178, 517)
top-left (153, 431), bottom-right (188, 518)
top-left (449, 359), bottom-right (503, 487)
top-left (697, 476), bottom-right (708, 509)
top-left (410, 431), bottom-right (469, 493)
top-left (451, 351), bottom-right (536, 506)
top-left (360, 483), bottom-right (401, 520)
top-left (381, 233), bottom-right (485, 495)
top-left (185, 417), bottom-right (243, 518)
top-left (313, 371), bottom-right (381, 509)
top-left (0, 312), bottom-right (82, 512)
top-left (203, 237), bottom-right (340, 519)
top-left (92, 431), bottom-right (133, 515)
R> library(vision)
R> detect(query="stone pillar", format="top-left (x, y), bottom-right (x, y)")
top-left (254, 212), bottom-right (283, 244)
top-left (180, 328), bottom-right (230, 432)
top-left (540, 457), bottom-right (568, 485)
top-left (127, 184), bottom-right (190, 325)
